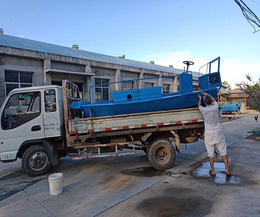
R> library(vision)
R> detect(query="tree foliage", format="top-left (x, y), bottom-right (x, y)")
top-left (222, 81), bottom-right (232, 92)
top-left (236, 74), bottom-right (260, 111)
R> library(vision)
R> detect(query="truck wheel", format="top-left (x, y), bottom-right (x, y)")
top-left (22, 145), bottom-right (51, 176)
top-left (147, 138), bottom-right (176, 170)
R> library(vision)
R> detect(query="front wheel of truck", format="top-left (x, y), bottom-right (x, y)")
top-left (147, 138), bottom-right (176, 170)
top-left (22, 145), bottom-right (51, 176)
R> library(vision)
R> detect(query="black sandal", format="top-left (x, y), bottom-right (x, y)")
top-left (209, 170), bottom-right (216, 176)
top-left (225, 171), bottom-right (231, 176)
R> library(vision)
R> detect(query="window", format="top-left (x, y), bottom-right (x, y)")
top-left (52, 81), bottom-right (83, 100)
top-left (163, 84), bottom-right (170, 94)
top-left (95, 78), bottom-right (109, 102)
top-left (144, 82), bottom-right (154, 88)
top-left (5, 71), bottom-right (33, 96)
top-left (2, 91), bottom-right (40, 130)
top-left (122, 81), bottom-right (135, 91)
top-left (44, 89), bottom-right (56, 113)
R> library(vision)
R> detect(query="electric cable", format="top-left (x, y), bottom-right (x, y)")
top-left (234, 0), bottom-right (260, 33)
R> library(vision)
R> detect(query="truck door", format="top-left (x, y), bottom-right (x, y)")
top-left (43, 88), bottom-right (62, 137)
top-left (0, 91), bottom-right (44, 161)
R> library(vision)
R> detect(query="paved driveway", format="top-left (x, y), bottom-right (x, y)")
top-left (0, 112), bottom-right (259, 217)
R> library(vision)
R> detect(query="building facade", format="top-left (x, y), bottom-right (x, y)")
top-left (0, 33), bottom-right (199, 106)
top-left (218, 89), bottom-right (247, 111)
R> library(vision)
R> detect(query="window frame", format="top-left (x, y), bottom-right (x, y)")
top-left (1, 91), bottom-right (41, 130)
top-left (5, 70), bottom-right (33, 97)
top-left (44, 89), bottom-right (57, 113)
top-left (95, 78), bottom-right (110, 102)
top-left (163, 84), bottom-right (170, 94)
top-left (122, 81), bottom-right (135, 91)
top-left (144, 82), bottom-right (154, 88)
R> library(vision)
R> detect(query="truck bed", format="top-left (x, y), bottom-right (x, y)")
top-left (68, 107), bottom-right (204, 136)
top-left (62, 80), bottom-right (205, 149)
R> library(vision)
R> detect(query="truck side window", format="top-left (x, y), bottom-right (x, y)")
top-left (1, 91), bottom-right (40, 130)
top-left (44, 89), bottom-right (56, 113)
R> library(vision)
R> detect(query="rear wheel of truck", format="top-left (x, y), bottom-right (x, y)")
top-left (147, 138), bottom-right (176, 170)
top-left (22, 145), bottom-right (51, 176)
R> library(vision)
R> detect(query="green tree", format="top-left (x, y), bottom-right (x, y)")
top-left (222, 81), bottom-right (232, 92)
top-left (236, 74), bottom-right (260, 112)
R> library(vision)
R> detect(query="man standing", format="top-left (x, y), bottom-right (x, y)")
top-left (198, 93), bottom-right (231, 176)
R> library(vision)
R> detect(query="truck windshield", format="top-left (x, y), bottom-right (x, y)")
top-left (1, 91), bottom-right (40, 130)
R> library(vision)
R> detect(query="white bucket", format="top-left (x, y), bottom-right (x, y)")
top-left (48, 173), bottom-right (63, 196)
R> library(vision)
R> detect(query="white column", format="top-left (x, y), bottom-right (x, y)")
top-left (158, 74), bottom-right (162, 86)
top-left (115, 68), bottom-right (121, 91)
top-left (85, 63), bottom-right (92, 74)
top-left (85, 63), bottom-right (92, 101)
top-left (43, 59), bottom-right (51, 85)
top-left (173, 76), bottom-right (178, 92)
top-left (139, 70), bottom-right (144, 89)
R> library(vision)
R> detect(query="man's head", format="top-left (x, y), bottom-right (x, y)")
top-left (203, 94), bottom-right (213, 105)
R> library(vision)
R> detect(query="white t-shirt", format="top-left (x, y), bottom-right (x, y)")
top-left (199, 101), bottom-right (222, 133)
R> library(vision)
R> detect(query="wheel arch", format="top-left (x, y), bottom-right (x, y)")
top-left (17, 139), bottom-right (43, 159)
top-left (18, 139), bottom-right (59, 167)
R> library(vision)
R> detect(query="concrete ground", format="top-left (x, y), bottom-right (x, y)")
top-left (0, 112), bottom-right (259, 217)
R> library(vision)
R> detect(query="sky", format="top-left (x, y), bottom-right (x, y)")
top-left (1, 0), bottom-right (259, 89)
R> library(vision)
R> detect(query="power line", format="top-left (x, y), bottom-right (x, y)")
top-left (234, 0), bottom-right (260, 33)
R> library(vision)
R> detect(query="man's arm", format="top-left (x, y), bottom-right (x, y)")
top-left (210, 94), bottom-right (216, 102)
top-left (198, 93), bottom-right (216, 107)
top-left (198, 95), bottom-right (202, 107)
top-left (198, 92), bottom-right (207, 107)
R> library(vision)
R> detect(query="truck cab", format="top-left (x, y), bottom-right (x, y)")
top-left (0, 85), bottom-right (64, 174)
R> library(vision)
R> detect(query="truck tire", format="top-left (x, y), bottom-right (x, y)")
top-left (147, 138), bottom-right (176, 170)
top-left (22, 145), bottom-right (51, 176)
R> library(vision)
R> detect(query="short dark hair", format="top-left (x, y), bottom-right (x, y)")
top-left (203, 95), bottom-right (213, 105)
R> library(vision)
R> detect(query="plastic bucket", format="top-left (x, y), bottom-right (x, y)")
top-left (48, 173), bottom-right (63, 196)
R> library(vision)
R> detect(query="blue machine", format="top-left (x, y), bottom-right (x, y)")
top-left (71, 57), bottom-right (222, 118)
top-left (220, 103), bottom-right (241, 115)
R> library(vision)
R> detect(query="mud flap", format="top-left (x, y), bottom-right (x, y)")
top-left (170, 131), bottom-right (180, 154)
top-left (42, 140), bottom-right (59, 166)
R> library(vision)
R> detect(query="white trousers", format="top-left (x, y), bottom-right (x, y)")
top-left (205, 131), bottom-right (227, 157)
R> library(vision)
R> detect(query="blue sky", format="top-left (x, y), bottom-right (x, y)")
top-left (1, 0), bottom-right (259, 88)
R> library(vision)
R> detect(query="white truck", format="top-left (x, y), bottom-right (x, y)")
top-left (0, 80), bottom-right (205, 176)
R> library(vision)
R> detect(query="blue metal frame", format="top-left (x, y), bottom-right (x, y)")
top-left (86, 57), bottom-right (221, 105)
top-left (70, 57), bottom-right (223, 118)
top-left (199, 56), bottom-right (220, 74)
top-left (88, 75), bottom-right (179, 103)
